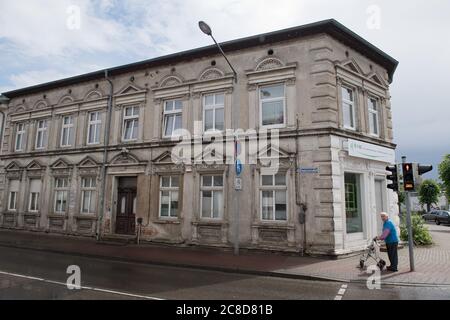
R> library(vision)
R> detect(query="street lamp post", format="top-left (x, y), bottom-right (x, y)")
top-left (199, 21), bottom-right (241, 255)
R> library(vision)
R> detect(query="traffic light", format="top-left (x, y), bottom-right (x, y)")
top-left (418, 164), bottom-right (433, 176)
top-left (386, 165), bottom-right (398, 191)
top-left (403, 163), bottom-right (415, 191)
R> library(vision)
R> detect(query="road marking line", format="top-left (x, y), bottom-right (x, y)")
top-left (0, 269), bottom-right (164, 300)
top-left (334, 284), bottom-right (348, 300)
top-left (0, 270), bottom-right (44, 282)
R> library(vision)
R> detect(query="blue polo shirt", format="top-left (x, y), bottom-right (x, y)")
top-left (383, 219), bottom-right (399, 244)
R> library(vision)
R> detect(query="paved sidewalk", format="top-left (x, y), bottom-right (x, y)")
top-left (0, 223), bottom-right (449, 286)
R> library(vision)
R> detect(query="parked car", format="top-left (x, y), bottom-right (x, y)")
top-left (422, 210), bottom-right (441, 221)
top-left (434, 210), bottom-right (450, 225)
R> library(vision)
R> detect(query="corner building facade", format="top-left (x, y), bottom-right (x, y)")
top-left (0, 20), bottom-right (399, 256)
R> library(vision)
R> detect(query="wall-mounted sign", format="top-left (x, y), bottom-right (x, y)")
top-left (235, 159), bottom-right (243, 176)
top-left (298, 167), bottom-right (319, 174)
top-left (234, 177), bottom-right (242, 191)
top-left (347, 139), bottom-right (395, 163)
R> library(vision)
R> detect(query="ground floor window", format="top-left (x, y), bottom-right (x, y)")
top-left (28, 179), bottom-right (42, 212)
top-left (159, 176), bottom-right (179, 218)
top-left (81, 177), bottom-right (97, 214)
top-left (8, 180), bottom-right (20, 211)
top-left (344, 172), bottom-right (363, 233)
top-left (260, 173), bottom-right (287, 221)
top-left (201, 175), bottom-right (223, 219)
top-left (54, 177), bottom-right (69, 214)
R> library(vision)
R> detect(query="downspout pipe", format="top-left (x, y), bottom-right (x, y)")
top-left (96, 70), bottom-right (113, 241)
top-left (295, 115), bottom-right (307, 256)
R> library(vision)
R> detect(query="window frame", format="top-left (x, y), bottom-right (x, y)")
top-left (259, 83), bottom-right (286, 129)
top-left (367, 96), bottom-right (380, 137)
top-left (158, 176), bottom-right (180, 218)
top-left (35, 119), bottom-right (48, 150)
top-left (259, 173), bottom-right (288, 222)
top-left (28, 192), bottom-right (40, 212)
top-left (200, 174), bottom-right (224, 219)
top-left (341, 85), bottom-right (356, 131)
top-left (87, 111), bottom-right (101, 145)
top-left (344, 172), bottom-right (364, 235)
top-left (80, 177), bottom-right (97, 214)
top-left (202, 92), bottom-right (225, 133)
top-left (162, 100), bottom-right (183, 138)
top-left (60, 115), bottom-right (74, 147)
top-left (15, 122), bottom-right (26, 151)
top-left (122, 106), bottom-right (140, 142)
top-left (8, 191), bottom-right (17, 211)
top-left (54, 177), bottom-right (69, 214)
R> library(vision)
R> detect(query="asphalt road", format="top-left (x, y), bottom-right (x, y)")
top-left (0, 245), bottom-right (450, 300)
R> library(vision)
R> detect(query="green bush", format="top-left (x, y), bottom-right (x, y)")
top-left (400, 213), bottom-right (433, 245)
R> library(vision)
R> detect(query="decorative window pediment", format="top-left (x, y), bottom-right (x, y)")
top-left (110, 148), bottom-right (145, 166)
top-left (78, 156), bottom-right (100, 176)
top-left (256, 144), bottom-right (291, 160)
top-left (26, 160), bottom-right (45, 178)
top-left (84, 90), bottom-right (103, 101)
top-left (255, 57), bottom-right (284, 72)
top-left (33, 100), bottom-right (49, 110)
top-left (246, 57), bottom-right (296, 87)
top-left (117, 83), bottom-right (145, 96)
top-left (152, 150), bottom-right (185, 173)
top-left (199, 67), bottom-right (225, 81)
top-left (50, 158), bottom-right (73, 176)
top-left (250, 144), bottom-right (294, 171)
top-left (342, 59), bottom-right (364, 75)
top-left (12, 105), bottom-right (26, 114)
top-left (26, 160), bottom-right (43, 171)
top-left (159, 75), bottom-right (184, 88)
top-left (115, 84), bottom-right (146, 105)
top-left (51, 158), bottom-right (71, 169)
top-left (153, 151), bottom-right (180, 165)
top-left (6, 161), bottom-right (21, 171)
top-left (367, 72), bottom-right (386, 86)
top-left (78, 156), bottom-right (100, 168)
top-left (58, 95), bottom-right (75, 105)
top-left (193, 144), bottom-right (231, 165)
top-left (5, 161), bottom-right (22, 179)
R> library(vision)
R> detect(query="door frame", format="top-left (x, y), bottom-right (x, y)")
top-left (109, 174), bottom-right (139, 235)
top-left (115, 186), bottom-right (137, 235)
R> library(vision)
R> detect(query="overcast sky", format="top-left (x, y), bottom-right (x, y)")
top-left (0, 0), bottom-right (449, 180)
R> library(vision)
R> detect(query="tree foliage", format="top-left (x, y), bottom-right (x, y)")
top-left (418, 179), bottom-right (440, 212)
top-left (439, 154), bottom-right (450, 199)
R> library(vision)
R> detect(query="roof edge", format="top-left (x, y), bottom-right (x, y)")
top-left (2, 19), bottom-right (398, 99)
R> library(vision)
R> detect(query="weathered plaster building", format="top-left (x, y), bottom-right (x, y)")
top-left (0, 20), bottom-right (398, 255)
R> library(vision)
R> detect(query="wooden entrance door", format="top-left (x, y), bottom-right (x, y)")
top-left (115, 187), bottom-right (137, 235)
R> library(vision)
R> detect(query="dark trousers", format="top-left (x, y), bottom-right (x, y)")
top-left (386, 242), bottom-right (398, 270)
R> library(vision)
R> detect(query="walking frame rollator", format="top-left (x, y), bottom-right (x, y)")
top-left (359, 237), bottom-right (386, 271)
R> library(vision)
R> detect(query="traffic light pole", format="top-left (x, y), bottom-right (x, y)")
top-left (402, 156), bottom-right (415, 271)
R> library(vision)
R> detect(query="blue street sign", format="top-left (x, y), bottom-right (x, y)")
top-left (235, 159), bottom-right (243, 176)
top-left (298, 167), bottom-right (319, 174)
